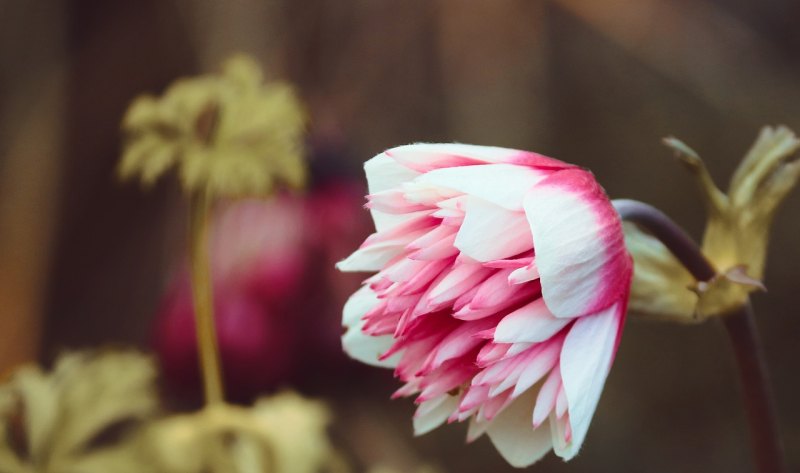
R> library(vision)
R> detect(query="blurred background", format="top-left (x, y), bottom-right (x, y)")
top-left (1, 0), bottom-right (799, 471)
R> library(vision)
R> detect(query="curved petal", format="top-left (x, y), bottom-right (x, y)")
top-left (335, 241), bottom-right (404, 272)
top-left (485, 389), bottom-right (553, 468)
top-left (523, 168), bottom-right (631, 318)
top-left (364, 153), bottom-right (421, 231)
top-left (454, 197), bottom-right (532, 261)
top-left (494, 298), bottom-right (571, 344)
top-left (385, 143), bottom-right (574, 172)
top-left (556, 302), bottom-right (623, 460)
top-left (416, 164), bottom-right (548, 210)
top-left (341, 286), bottom-right (401, 368)
top-left (342, 318), bottom-right (399, 369)
top-left (342, 285), bottom-right (380, 327)
top-left (413, 395), bottom-right (460, 435)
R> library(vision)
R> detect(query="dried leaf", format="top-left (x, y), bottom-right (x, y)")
top-left (143, 392), bottom-right (342, 473)
top-left (628, 126), bottom-right (799, 320)
top-left (119, 54), bottom-right (307, 199)
top-left (0, 350), bottom-right (159, 473)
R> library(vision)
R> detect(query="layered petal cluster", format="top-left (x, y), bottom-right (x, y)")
top-left (337, 144), bottom-right (632, 467)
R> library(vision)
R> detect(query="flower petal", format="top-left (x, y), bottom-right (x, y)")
top-left (556, 302), bottom-right (623, 460)
top-left (485, 389), bottom-right (553, 468)
top-left (342, 319), bottom-right (399, 369)
top-left (385, 143), bottom-right (574, 173)
top-left (342, 285), bottom-right (379, 327)
top-left (364, 153), bottom-right (422, 231)
top-left (341, 286), bottom-right (400, 369)
top-left (523, 168), bottom-right (631, 318)
top-left (494, 298), bottom-right (571, 344)
top-left (413, 395), bottom-right (460, 436)
top-left (416, 164), bottom-right (549, 210)
top-left (454, 197), bottom-right (532, 262)
top-left (532, 367), bottom-right (561, 428)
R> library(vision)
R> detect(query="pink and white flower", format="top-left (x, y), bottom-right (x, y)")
top-left (337, 144), bottom-right (632, 467)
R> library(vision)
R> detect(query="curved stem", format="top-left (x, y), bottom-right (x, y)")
top-left (189, 191), bottom-right (225, 404)
top-left (613, 199), bottom-right (715, 281)
top-left (613, 199), bottom-right (786, 473)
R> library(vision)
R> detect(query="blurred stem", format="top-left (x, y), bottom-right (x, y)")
top-left (189, 190), bottom-right (225, 405)
top-left (614, 199), bottom-right (786, 473)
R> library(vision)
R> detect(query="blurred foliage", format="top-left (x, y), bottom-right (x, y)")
top-left (143, 392), bottom-right (342, 473)
top-left (119, 54), bottom-right (307, 199)
top-left (0, 350), bottom-right (158, 473)
top-left (0, 350), bottom-right (440, 473)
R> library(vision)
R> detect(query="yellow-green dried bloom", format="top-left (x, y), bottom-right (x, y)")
top-left (626, 126), bottom-right (800, 322)
top-left (119, 54), bottom-right (307, 198)
top-left (143, 391), bottom-right (339, 473)
top-left (0, 350), bottom-right (158, 473)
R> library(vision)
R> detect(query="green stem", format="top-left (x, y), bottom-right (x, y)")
top-left (189, 191), bottom-right (225, 404)
top-left (613, 199), bottom-right (786, 473)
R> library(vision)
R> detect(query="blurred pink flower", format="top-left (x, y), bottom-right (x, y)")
top-left (337, 144), bottom-right (632, 467)
top-left (154, 278), bottom-right (294, 401)
top-left (155, 188), bottom-right (369, 401)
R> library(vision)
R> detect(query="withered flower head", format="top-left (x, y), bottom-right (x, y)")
top-left (119, 54), bottom-right (307, 198)
top-left (0, 350), bottom-right (158, 473)
top-left (627, 126), bottom-right (800, 321)
top-left (143, 391), bottom-right (337, 473)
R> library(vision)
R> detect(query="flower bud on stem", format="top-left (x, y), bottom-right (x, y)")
top-left (614, 199), bottom-right (786, 473)
top-left (189, 190), bottom-right (225, 405)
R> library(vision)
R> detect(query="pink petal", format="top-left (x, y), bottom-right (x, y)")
top-left (386, 143), bottom-right (574, 172)
top-left (337, 213), bottom-right (433, 272)
top-left (556, 302), bottom-right (624, 460)
top-left (342, 318), bottom-right (399, 369)
top-left (416, 164), bottom-right (549, 211)
top-left (386, 143), bottom-right (537, 172)
top-left (366, 189), bottom-right (429, 214)
top-left (532, 367), bottom-right (561, 428)
top-left (395, 258), bottom-right (452, 296)
top-left (468, 269), bottom-right (517, 310)
top-left (420, 318), bottom-right (496, 373)
top-left (406, 224), bottom-right (457, 251)
top-left (363, 153), bottom-right (421, 231)
top-left (494, 298), bottom-right (571, 344)
top-left (454, 284), bottom-right (536, 321)
top-left (401, 180), bottom-right (459, 206)
top-left (511, 341), bottom-right (561, 398)
top-left (523, 168), bottom-right (632, 318)
top-left (342, 285), bottom-right (379, 327)
top-left (454, 197), bottom-right (533, 262)
top-left (382, 258), bottom-right (430, 283)
top-left (555, 384), bottom-right (568, 418)
top-left (483, 255), bottom-right (534, 270)
top-left (408, 233), bottom-right (458, 260)
top-left (508, 261), bottom-right (540, 284)
top-left (426, 263), bottom-right (492, 307)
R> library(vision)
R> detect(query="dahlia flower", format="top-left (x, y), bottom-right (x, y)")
top-left (337, 144), bottom-right (632, 467)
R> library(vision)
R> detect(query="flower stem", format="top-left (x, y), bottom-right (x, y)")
top-left (613, 199), bottom-right (715, 280)
top-left (721, 303), bottom-right (786, 473)
top-left (613, 199), bottom-right (786, 473)
top-left (189, 191), bottom-right (225, 405)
